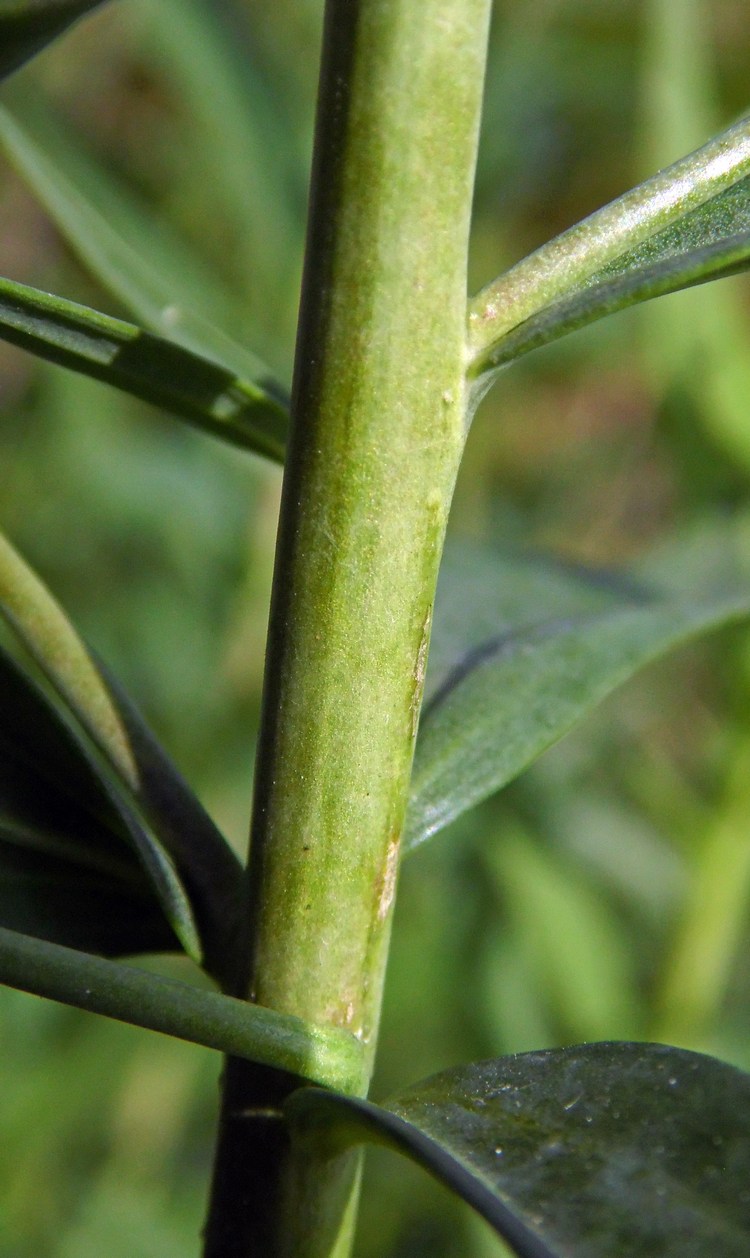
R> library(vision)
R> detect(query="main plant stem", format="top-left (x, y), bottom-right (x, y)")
top-left (204, 1), bottom-right (491, 1253)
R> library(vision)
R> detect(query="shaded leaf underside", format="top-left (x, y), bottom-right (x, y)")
top-left (0, 531), bottom-right (244, 981)
top-left (405, 536), bottom-right (750, 851)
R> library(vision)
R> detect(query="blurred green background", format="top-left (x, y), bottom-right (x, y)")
top-left (1, 0), bottom-right (750, 1253)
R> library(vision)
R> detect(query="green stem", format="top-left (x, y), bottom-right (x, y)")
top-left (204, 0), bottom-right (491, 1253)
top-left (0, 927), bottom-right (362, 1091)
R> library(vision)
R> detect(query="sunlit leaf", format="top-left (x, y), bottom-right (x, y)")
top-left (475, 218), bottom-right (750, 376)
top-left (468, 113), bottom-right (750, 382)
top-left (405, 538), bottom-right (750, 850)
top-left (0, 0), bottom-right (107, 81)
top-left (287, 1043), bottom-right (750, 1257)
top-left (0, 925), bottom-right (364, 1091)
top-left (0, 275), bottom-right (287, 460)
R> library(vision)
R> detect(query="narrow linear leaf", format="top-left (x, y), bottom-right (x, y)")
top-left (474, 225), bottom-right (750, 376)
top-left (0, 630), bottom-right (201, 963)
top-left (286, 1043), bottom-right (750, 1257)
top-left (0, 531), bottom-right (245, 980)
top-left (0, 926), bottom-right (364, 1093)
top-left (422, 540), bottom-right (650, 704)
top-left (129, 0), bottom-right (301, 299)
top-left (0, 529), bottom-right (138, 788)
top-left (0, 0), bottom-right (108, 81)
top-left (406, 544), bottom-right (750, 851)
top-left (468, 112), bottom-right (750, 376)
top-left (95, 661), bottom-right (245, 986)
top-left (0, 275), bottom-right (287, 460)
top-left (0, 82), bottom-right (288, 396)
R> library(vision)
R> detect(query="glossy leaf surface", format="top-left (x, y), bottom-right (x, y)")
top-left (287, 1043), bottom-right (750, 1257)
top-left (0, 274), bottom-right (287, 460)
top-left (469, 113), bottom-right (750, 381)
top-left (405, 539), bottom-right (750, 850)
top-left (476, 215), bottom-right (750, 377)
top-left (0, 532), bottom-right (244, 980)
top-left (0, 0), bottom-right (107, 81)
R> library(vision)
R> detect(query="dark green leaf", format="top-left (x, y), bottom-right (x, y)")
top-left (0, 531), bottom-right (244, 983)
top-left (286, 1043), bottom-right (750, 1257)
top-left (0, 835), bottom-right (177, 957)
top-left (0, 275), bottom-right (288, 461)
top-left (0, 643), bottom-right (181, 956)
top-left (405, 540), bottom-right (750, 850)
top-left (95, 661), bottom-right (245, 986)
top-left (0, 0), bottom-right (108, 81)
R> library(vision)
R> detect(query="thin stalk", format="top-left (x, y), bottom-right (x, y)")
top-left (0, 927), bottom-right (362, 1091)
top-left (203, 1), bottom-right (491, 1254)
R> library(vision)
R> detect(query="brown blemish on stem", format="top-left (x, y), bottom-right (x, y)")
top-left (411, 604), bottom-right (432, 738)
top-left (376, 836), bottom-right (400, 922)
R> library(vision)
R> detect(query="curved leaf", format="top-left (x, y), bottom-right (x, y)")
top-left (0, 274), bottom-right (287, 460)
top-left (0, 529), bottom-right (138, 787)
top-left (0, 0), bottom-right (108, 81)
top-left (474, 222), bottom-right (750, 376)
top-left (95, 661), bottom-right (245, 985)
top-left (468, 112), bottom-right (750, 379)
top-left (421, 541), bottom-right (648, 705)
top-left (0, 642), bottom-right (184, 956)
top-left (0, 82), bottom-right (288, 399)
top-left (286, 1043), bottom-right (750, 1257)
top-left (405, 540), bottom-right (750, 850)
top-left (0, 530), bottom-right (244, 982)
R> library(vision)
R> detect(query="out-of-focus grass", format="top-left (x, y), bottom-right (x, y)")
top-left (1, 1), bottom-right (750, 1254)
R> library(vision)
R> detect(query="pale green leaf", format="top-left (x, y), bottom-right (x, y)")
top-left (475, 217), bottom-right (750, 376)
top-left (0, 82), bottom-right (287, 392)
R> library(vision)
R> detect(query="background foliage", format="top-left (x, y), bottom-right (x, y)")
top-left (1, 0), bottom-right (749, 1253)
